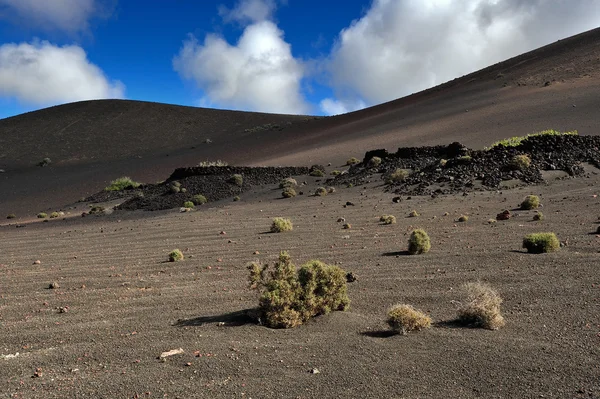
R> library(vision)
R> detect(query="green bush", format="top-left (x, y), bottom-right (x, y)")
top-left (279, 178), bottom-right (297, 189)
top-left (367, 156), bottom-right (382, 168)
top-left (409, 210), bottom-right (419, 217)
top-left (533, 212), bottom-right (544, 221)
top-left (230, 174), bottom-right (243, 186)
top-left (346, 157), bottom-right (360, 166)
top-left (168, 249), bottom-right (184, 262)
top-left (385, 168), bottom-right (410, 184)
top-left (380, 215), bottom-right (396, 224)
top-left (315, 187), bottom-right (327, 196)
top-left (233, 196), bottom-right (240, 202)
top-left (520, 195), bottom-right (540, 210)
top-left (6, 214), bottom-right (16, 219)
top-left (309, 169), bottom-right (325, 177)
top-left (487, 129), bottom-right (578, 150)
top-left (170, 185), bottom-right (181, 193)
top-left (408, 229), bottom-right (430, 255)
top-left (282, 188), bottom-right (296, 198)
top-left (387, 304), bottom-right (432, 335)
top-left (271, 217), bottom-right (293, 233)
top-left (330, 170), bottom-right (341, 176)
top-left (458, 155), bottom-right (472, 163)
top-left (510, 154), bottom-right (531, 170)
top-left (522, 232), bottom-right (560, 253)
top-left (457, 282), bottom-right (505, 330)
top-left (248, 252), bottom-right (350, 329)
top-left (37, 212), bottom-right (48, 219)
top-left (105, 176), bottom-right (141, 191)
top-left (183, 201), bottom-right (195, 209)
top-left (49, 212), bottom-right (60, 219)
top-left (192, 194), bottom-right (207, 205)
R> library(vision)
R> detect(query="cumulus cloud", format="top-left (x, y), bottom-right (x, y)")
top-left (174, 1), bottom-right (308, 115)
top-left (0, 0), bottom-right (105, 33)
top-left (0, 41), bottom-right (125, 105)
top-left (218, 0), bottom-right (277, 24)
top-left (322, 0), bottom-right (600, 114)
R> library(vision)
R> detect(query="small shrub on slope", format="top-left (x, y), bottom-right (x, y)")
top-left (271, 217), bottom-right (293, 233)
top-left (520, 195), bottom-right (540, 210)
top-left (458, 282), bottom-right (505, 330)
top-left (168, 249), bottom-right (184, 262)
top-left (380, 215), bottom-right (396, 225)
top-left (408, 229), bottom-right (430, 255)
top-left (522, 232), bottom-right (560, 253)
top-left (105, 177), bottom-right (141, 191)
top-left (387, 304), bottom-right (432, 335)
top-left (192, 195), bottom-right (207, 205)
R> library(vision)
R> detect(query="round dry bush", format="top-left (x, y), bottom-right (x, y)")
top-left (330, 170), bottom-right (341, 176)
top-left (183, 201), bottom-right (195, 209)
top-left (520, 195), bottom-right (540, 210)
top-left (309, 169), bottom-right (325, 177)
top-left (367, 156), bottom-right (382, 168)
top-left (346, 157), bottom-right (360, 166)
top-left (49, 212), bottom-right (60, 219)
top-left (386, 168), bottom-right (410, 184)
top-left (533, 212), bottom-right (544, 221)
top-left (6, 214), bottom-right (16, 219)
top-left (271, 217), bottom-right (293, 233)
top-left (192, 194), bottom-right (207, 205)
top-left (458, 215), bottom-right (469, 222)
top-left (168, 249), bottom-right (184, 262)
top-left (230, 174), bottom-right (243, 187)
top-left (315, 187), bottom-right (327, 196)
top-left (233, 196), bottom-right (240, 202)
top-left (170, 185), bottom-right (181, 194)
top-left (510, 154), bottom-right (531, 170)
top-left (282, 188), bottom-right (297, 198)
top-left (408, 229), bottom-right (430, 255)
top-left (37, 212), bottom-right (47, 219)
top-left (379, 215), bottom-right (396, 225)
top-left (458, 282), bottom-right (505, 330)
top-left (387, 304), bottom-right (432, 335)
top-left (522, 232), bottom-right (560, 253)
top-left (279, 178), bottom-right (297, 189)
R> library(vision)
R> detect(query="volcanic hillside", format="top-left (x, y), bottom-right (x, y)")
top-left (2, 27), bottom-right (600, 216)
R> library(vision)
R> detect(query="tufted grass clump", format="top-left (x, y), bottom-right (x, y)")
top-left (409, 210), bottom-right (419, 217)
top-left (183, 201), bottom-right (195, 209)
top-left (346, 157), bottom-right (360, 166)
top-left (522, 232), bottom-right (560, 253)
top-left (309, 165), bottom-right (325, 177)
top-left (248, 252), bottom-right (350, 329)
top-left (458, 215), bottom-right (469, 222)
top-left (6, 214), bottom-right (16, 219)
top-left (279, 178), bottom-right (297, 189)
top-left (315, 187), bottom-right (327, 196)
top-left (192, 194), bottom-right (207, 205)
top-left (233, 195), bottom-right (240, 202)
top-left (271, 217), bottom-right (293, 233)
top-left (533, 212), bottom-right (544, 221)
top-left (487, 129), bottom-right (578, 150)
top-left (330, 170), bottom-right (341, 176)
top-left (230, 174), bottom-right (243, 186)
top-left (385, 168), bottom-right (410, 184)
top-left (168, 249), bottom-right (184, 262)
top-left (457, 282), bottom-right (505, 330)
top-left (49, 212), bottom-right (60, 219)
top-left (408, 229), bottom-right (431, 255)
top-left (387, 304), bottom-right (432, 335)
top-left (520, 195), bottom-right (540, 210)
top-left (282, 188), bottom-right (296, 198)
top-left (105, 176), bottom-right (141, 191)
top-left (367, 156), bottom-right (382, 168)
top-left (37, 212), bottom-right (48, 219)
top-left (380, 215), bottom-right (396, 225)
top-left (510, 154), bottom-right (531, 170)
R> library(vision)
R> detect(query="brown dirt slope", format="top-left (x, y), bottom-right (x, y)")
top-left (2, 27), bottom-right (600, 217)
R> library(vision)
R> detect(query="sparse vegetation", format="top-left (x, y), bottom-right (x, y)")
top-left (279, 178), bottom-right (297, 189)
top-left (233, 196), bottom-right (240, 201)
top-left (387, 304), bottom-right (432, 335)
top-left (230, 174), bottom-right (243, 186)
top-left (170, 185), bottom-right (181, 194)
top-left (192, 194), bottom-right (207, 205)
top-left (523, 232), bottom-right (560, 253)
top-left (89, 206), bottom-right (105, 215)
top-left (408, 229), bottom-right (431, 255)
top-left (37, 212), bottom-right (47, 219)
top-left (458, 215), bottom-right (469, 222)
top-left (342, 223), bottom-right (351, 229)
top-left (248, 252), bottom-right (350, 329)
top-left (520, 195), bottom-right (540, 210)
top-left (105, 176), bottom-right (141, 191)
top-left (168, 249), bottom-right (184, 262)
top-left (271, 217), bottom-right (293, 233)
top-left (327, 186), bottom-right (336, 194)
top-left (458, 155), bottom-right (472, 163)
top-left (346, 157), bottom-right (360, 166)
top-left (282, 188), bottom-right (297, 198)
top-left (49, 212), bottom-right (60, 219)
top-left (510, 154), bottom-right (532, 170)
top-left (533, 212), bottom-right (544, 221)
top-left (367, 156), bottom-right (382, 168)
top-left (386, 168), bottom-right (410, 184)
top-left (309, 169), bottom-right (325, 177)
top-left (439, 159), bottom-right (448, 167)
top-left (409, 210), bottom-right (419, 217)
top-left (6, 214), bottom-right (15, 219)
top-left (38, 157), bottom-right (51, 167)
top-left (457, 282), bottom-right (505, 330)
top-left (380, 215), bottom-right (396, 224)
top-left (197, 160), bottom-right (228, 167)
top-left (487, 129), bottom-right (578, 150)
top-left (183, 201), bottom-right (195, 209)
top-left (330, 170), bottom-right (341, 176)
top-left (315, 187), bottom-right (327, 196)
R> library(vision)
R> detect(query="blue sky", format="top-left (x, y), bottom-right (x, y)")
top-left (1, 0), bottom-right (599, 119)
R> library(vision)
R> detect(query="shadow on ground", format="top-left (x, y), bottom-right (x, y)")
top-left (173, 309), bottom-right (257, 327)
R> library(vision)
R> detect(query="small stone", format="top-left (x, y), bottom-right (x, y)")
top-left (337, 217), bottom-right (345, 223)
top-left (33, 260), bottom-right (41, 265)
top-left (220, 231), bottom-right (226, 235)
top-left (49, 282), bottom-right (59, 289)
top-left (253, 251), bottom-right (260, 255)
top-left (310, 368), bottom-right (320, 374)
top-left (346, 272), bottom-right (357, 283)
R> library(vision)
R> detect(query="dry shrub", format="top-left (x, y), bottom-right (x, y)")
top-left (168, 249), bottom-right (184, 262)
top-left (533, 212), bottom-right (544, 221)
top-left (409, 210), bottom-right (419, 217)
top-left (387, 304), bottom-right (432, 335)
top-left (192, 194), bottom-right (207, 205)
top-left (408, 229), bottom-right (430, 255)
top-left (279, 178), bottom-right (297, 189)
top-left (315, 187), bottom-right (327, 196)
top-left (346, 157), bottom-right (360, 166)
top-left (282, 188), bottom-right (297, 198)
top-left (248, 252), bottom-right (350, 328)
top-left (379, 215), bottom-right (396, 224)
top-left (367, 156), bottom-right (382, 168)
top-left (458, 282), bottom-right (505, 330)
top-left (386, 168), bottom-right (410, 184)
top-left (271, 217), bottom-right (293, 233)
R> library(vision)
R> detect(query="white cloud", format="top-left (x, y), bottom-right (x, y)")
top-left (218, 0), bottom-right (276, 24)
top-left (0, 0), bottom-right (102, 33)
top-left (174, 17), bottom-right (309, 115)
top-left (325, 0), bottom-right (600, 109)
top-left (319, 98), bottom-right (365, 116)
top-left (0, 41), bottom-right (125, 105)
